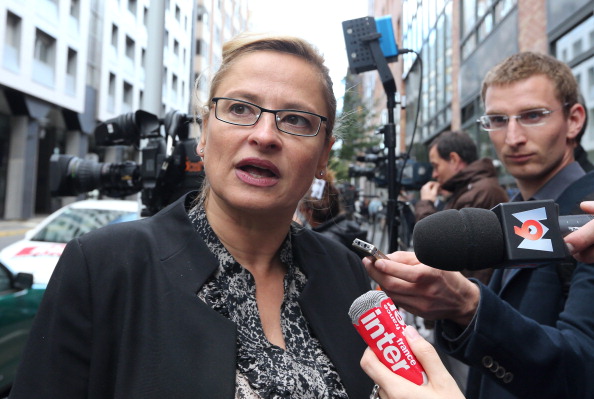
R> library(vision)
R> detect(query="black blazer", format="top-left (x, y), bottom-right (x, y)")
top-left (10, 194), bottom-right (374, 398)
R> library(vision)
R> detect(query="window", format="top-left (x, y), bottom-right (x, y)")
top-left (33, 29), bottom-right (56, 86)
top-left (34, 29), bottom-right (55, 65)
top-left (125, 35), bottom-right (135, 60)
top-left (0, 267), bottom-right (10, 292)
top-left (108, 73), bottom-right (116, 112)
top-left (3, 11), bottom-right (22, 72)
top-left (70, 0), bottom-right (80, 18)
top-left (173, 39), bottom-right (179, 56)
top-left (123, 81), bottom-right (133, 111)
top-left (128, 0), bottom-right (137, 16)
top-left (573, 39), bottom-right (584, 58)
top-left (172, 73), bottom-right (178, 101)
top-left (587, 66), bottom-right (594, 98)
top-left (111, 24), bottom-right (119, 49)
top-left (66, 48), bottom-right (77, 94)
top-left (460, 0), bottom-right (516, 60)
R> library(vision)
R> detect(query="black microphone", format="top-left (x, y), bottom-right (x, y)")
top-left (412, 199), bottom-right (594, 271)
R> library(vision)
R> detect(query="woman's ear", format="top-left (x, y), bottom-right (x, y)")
top-left (317, 136), bottom-right (336, 172)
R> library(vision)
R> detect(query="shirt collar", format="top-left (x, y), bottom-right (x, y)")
top-left (511, 161), bottom-right (585, 202)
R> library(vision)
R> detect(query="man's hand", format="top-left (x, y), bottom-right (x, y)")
top-left (420, 181), bottom-right (441, 203)
top-left (565, 201), bottom-right (594, 264)
top-left (363, 251), bottom-right (480, 326)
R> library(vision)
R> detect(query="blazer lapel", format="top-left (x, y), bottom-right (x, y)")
top-left (293, 232), bottom-right (373, 399)
top-left (146, 196), bottom-right (238, 398)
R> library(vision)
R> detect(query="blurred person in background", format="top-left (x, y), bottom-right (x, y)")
top-left (297, 169), bottom-right (368, 256)
top-left (415, 130), bottom-right (508, 285)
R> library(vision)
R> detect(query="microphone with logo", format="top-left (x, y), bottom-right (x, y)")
top-left (412, 199), bottom-right (594, 271)
top-left (349, 290), bottom-right (428, 385)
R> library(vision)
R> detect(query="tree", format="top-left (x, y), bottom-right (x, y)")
top-left (332, 72), bottom-right (381, 181)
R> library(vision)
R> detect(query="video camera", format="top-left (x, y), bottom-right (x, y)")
top-left (50, 109), bottom-right (205, 216)
top-left (349, 147), bottom-right (432, 191)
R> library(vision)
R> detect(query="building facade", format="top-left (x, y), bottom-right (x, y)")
top-left (193, 0), bottom-right (250, 106)
top-left (362, 0), bottom-right (594, 184)
top-left (0, 0), bottom-right (249, 220)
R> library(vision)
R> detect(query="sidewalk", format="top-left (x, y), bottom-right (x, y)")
top-left (0, 216), bottom-right (47, 238)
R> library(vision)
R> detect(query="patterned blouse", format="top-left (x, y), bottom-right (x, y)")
top-left (188, 204), bottom-right (349, 399)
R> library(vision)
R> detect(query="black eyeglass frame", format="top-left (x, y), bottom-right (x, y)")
top-left (476, 103), bottom-right (570, 132)
top-left (211, 97), bottom-right (328, 137)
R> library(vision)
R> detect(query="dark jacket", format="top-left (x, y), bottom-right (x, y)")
top-left (313, 214), bottom-right (368, 254)
top-left (415, 158), bottom-right (509, 284)
top-left (9, 194), bottom-right (374, 399)
top-left (435, 171), bottom-right (594, 399)
top-left (415, 158), bottom-right (509, 221)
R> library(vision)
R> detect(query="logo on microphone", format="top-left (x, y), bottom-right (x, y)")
top-left (512, 207), bottom-right (553, 252)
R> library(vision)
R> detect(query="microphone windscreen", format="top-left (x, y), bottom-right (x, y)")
top-left (412, 208), bottom-right (505, 271)
top-left (348, 290), bottom-right (386, 324)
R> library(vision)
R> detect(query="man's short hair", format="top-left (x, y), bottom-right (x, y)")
top-left (481, 52), bottom-right (579, 118)
top-left (429, 130), bottom-right (478, 165)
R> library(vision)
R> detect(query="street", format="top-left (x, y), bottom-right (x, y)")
top-left (0, 217), bottom-right (45, 250)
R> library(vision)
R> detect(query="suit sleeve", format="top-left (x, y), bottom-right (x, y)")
top-left (10, 239), bottom-right (93, 398)
top-left (435, 261), bottom-right (594, 398)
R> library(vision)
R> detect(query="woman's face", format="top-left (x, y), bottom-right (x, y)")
top-left (200, 50), bottom-right (334, 217)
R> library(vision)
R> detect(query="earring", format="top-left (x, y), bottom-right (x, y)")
top-left (319, 170), bottom-right (325, 177)
top-left (199, 148), bottom-right (204, 154)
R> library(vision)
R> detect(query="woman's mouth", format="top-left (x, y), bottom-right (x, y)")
top-left (235, 158), bottom-right (280, 187)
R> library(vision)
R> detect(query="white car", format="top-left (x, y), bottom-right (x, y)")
top-left (0, 199), bottom-right (139, 285)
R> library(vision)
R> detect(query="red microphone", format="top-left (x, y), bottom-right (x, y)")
top-left (349, 290), bottom-right (427, 385)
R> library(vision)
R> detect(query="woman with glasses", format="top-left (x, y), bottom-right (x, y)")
top-left (10, 33), bottom-right (374, 398)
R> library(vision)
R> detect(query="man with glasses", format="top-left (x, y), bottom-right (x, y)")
top-left (364, 52), bottom-right (594, 399)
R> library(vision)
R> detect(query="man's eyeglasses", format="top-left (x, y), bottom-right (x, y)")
top-left (211, 97), bottom-right (327, 137)
top-left (477, 105), bottom-right (567, 132)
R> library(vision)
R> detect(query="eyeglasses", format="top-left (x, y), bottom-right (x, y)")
top-left (477, 105), bottom-right (567, 132)
top-left (211, 97), bottom-right (327, 137)
top-left (211, 97), bottom-right (328, 137)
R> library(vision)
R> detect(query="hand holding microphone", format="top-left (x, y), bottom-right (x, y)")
top-left (361, 253), bottom-right (480, 326)
top-left (349, 290), bottom-right (427, 386)
top-left (412, 199), bottom-right (594, 271)
top-left (564, 201), bottom-right (594, 264)
top-left (360, 325), bottom-right (465, 399)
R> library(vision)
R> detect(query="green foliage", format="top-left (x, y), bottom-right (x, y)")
top-left (332, 73), bottom-right (381, 181)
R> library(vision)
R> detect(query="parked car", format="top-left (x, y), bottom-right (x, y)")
top-left (0, 265), bottom-right (43, 396)
top-left (0, 199), bottom-right (139, 286)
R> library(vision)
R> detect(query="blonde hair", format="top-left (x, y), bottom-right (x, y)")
top-left (196, 32), bottom-right (336, 140)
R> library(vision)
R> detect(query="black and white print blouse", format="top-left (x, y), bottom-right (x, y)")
top-left (189, 204), bottom-right (349, 399)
